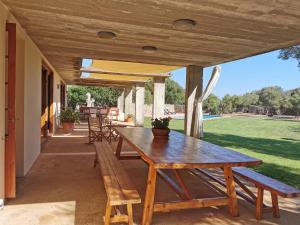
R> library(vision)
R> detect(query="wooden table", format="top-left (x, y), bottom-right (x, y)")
top-left (114, 127), bottom-right (262, 225)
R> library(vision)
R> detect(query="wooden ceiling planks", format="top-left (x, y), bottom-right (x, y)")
top-left (3, 0), bottom-right (300, 84)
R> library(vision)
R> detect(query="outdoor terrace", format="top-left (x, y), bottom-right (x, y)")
top-left (1, 124), bottom-right (299, 225)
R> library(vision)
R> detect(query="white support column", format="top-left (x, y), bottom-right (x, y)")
top-left (135, 84), bottom-right (145, 126)
top-left (184, 65), bottom-right (203, 137)
top-left (117, 88), bottom-right (125, 121)
top-left (124, 87), bottom-right (133, 118)
top-left (152, 77), bottom-right (165, 119)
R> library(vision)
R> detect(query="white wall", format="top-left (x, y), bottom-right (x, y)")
top-left (23, 39), bottom-right (42, 174)
top-left (15, 28), bottom-right (25, 176)
top-left (0, 1), bottom-right (66, 195)
top-left (0, 2), bottom-right (9, 199)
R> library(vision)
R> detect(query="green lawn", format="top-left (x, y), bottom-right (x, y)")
top-left (145, 116), bottom-right (300, 188)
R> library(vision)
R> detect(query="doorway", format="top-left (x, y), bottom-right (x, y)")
top-left (41, 64), bottom-right (53, 141)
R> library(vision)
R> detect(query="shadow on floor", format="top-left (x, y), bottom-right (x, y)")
top-left (1, 129), bottom-right (300, 225)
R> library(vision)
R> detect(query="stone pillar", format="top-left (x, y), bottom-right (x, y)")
top-left (184, 65), bottom-right (203, 137)
top-left (152, 77), bottom-right (165, 119)
top-left (117, 89), bottom-right (125, 121)
top-left (124, 87), bottom-right (133, 118)
top-left (135, 83), bottom-right (145, 126)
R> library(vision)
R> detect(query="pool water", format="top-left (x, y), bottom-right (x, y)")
top-left (203, 115), bottom-right (222, 120)
top-left (172, 114), bottom-right (222, 120)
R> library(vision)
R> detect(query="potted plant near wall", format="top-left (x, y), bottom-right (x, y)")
top-left (125, 114), bottom-right (134, 123)
top-left (151, 117), bottom-right (172, 138)
top-left (60, 108), bottom-right (79, 134)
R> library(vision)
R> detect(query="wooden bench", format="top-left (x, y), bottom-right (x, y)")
top-left (94, 141), bottom-right (141, 225)
top-left (232, 167), bottom-right (300, 220)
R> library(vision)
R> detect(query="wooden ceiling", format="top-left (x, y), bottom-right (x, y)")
top-left (3, 0), bottom-right (300, 84)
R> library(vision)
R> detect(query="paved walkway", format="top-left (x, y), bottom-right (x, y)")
top-left (1, 125), bottom-right (299, 225)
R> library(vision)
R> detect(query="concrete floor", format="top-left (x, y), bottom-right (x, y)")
top-left (1, 125), bottom-right (299, 225)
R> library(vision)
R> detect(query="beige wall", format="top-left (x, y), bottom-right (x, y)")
top-left (23, 38), bottom-right (42, 174)
top-left (0, 2), bottom-right (9, 199)
top-left (15, 28), bottom-right (25, 176)
top-left (0, 1), bottom-right (66, 197)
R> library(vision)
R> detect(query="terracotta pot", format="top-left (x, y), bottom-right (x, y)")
top-left (152, 128), bottom-right (170, 138)
top-left (62, 122), bottom-right (74, 134)
top-left (126, 117), bottom-right (133, 123)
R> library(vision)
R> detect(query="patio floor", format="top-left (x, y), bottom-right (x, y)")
top-left (1, 124), bottom-right (299, 225)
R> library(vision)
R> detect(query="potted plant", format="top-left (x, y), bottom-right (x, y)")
top-left (60, 108), bottom-right (79, 134)
top-left (151, 117), bottom-right (171, 138)
top-left (125, 114), bottom-right (134, 123)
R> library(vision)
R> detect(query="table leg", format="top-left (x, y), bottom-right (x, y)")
top-left (115, 137), bottom-right (123, 159)
top-left (142, 165), bottom-right (157, 225)
top-left (223, 166), bottom-right (239, 217)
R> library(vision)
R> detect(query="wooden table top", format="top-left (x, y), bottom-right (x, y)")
top-left (115, 127), bottom-right (262, 169)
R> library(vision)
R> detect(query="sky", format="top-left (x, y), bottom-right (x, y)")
top-left (171, 50), bottom-right (300, 98)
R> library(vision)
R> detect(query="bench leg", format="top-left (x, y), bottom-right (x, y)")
top-left (127, 204), bottom-right (133, 225)
top-left (104, 202), bottom-right (112, 225)
top-left (256, 187), bottom-right (264, 220)
top-left (271, 193), bottom-right (280, 218)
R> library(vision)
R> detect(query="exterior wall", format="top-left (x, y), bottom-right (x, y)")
top-left (15, 28), bottom-right (25, 176)
top-left (0, 2), bottom-right (9, 199)
top-left (0, 1), bottom-right (66, 194)
top-left (23, 38), bottom-right (42, 174)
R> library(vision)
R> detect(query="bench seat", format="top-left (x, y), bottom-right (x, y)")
top-left (94, 141), bottom-right (141, 225)
top-left (233, 167), bottom-right (300, 198)
top-left (232, 167), bottom-right (300, 219)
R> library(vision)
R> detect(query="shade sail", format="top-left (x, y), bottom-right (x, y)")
top-left (88, 73), bottom-right (152, 82)
top-left (91, 60), bottom-right (180, 74)
top-left (80, 59), bottom-right (179, 83)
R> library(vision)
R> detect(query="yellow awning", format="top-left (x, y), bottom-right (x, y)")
top-left (88, 73), bottom-right (151, 82)
top-left (91, 60), bottom-right (179, 74)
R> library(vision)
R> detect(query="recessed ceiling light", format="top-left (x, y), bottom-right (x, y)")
top-left (142, 46), bottom-right (157, 53)
top-left (173, 19), bottom-right (196, 31)
top-left (97, 31), bottom-right (117, 39)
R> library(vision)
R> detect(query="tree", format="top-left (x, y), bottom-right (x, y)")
top-left (221, 94), bottom-right (234, 113)
top-left (279, 45), bottom-right (300, 68)
top-left (280, 95), bottom-right (293, 115)
top-left (231, 95), bottom-right (243, 112)
top-left (258, 86), bottom-right (283, 115)
top-left (144, 77), bottom-right (185, 105)
top-left (241, 93), bottom-right (259, 112)
top-left (203, 94), bottom-right (221, 114)
top-left (165, 78), bottom-right (185, 104)
top-left (289, 89), bottom-right (300, 115)
top-left (144, 80), bottom-right (153, 104)
top-left (67, 86), bottom-right (120, 109)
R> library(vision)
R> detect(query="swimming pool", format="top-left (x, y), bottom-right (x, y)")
top-left (171, 114), bottom-right (222, 120)
top-left (203, 115), bottom-right (222, 120)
